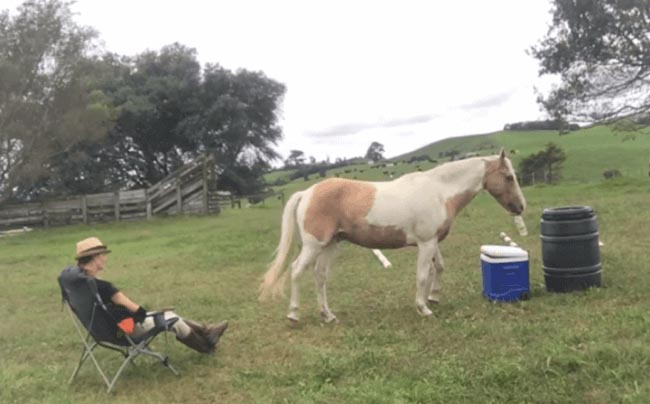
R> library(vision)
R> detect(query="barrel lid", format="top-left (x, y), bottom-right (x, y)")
top-left (542, 205), bottom-right (594, 221)
top-left (480, 245), bottom-right (528, 259)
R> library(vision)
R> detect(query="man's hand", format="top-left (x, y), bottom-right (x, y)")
top-left (134, 306), bottom-right (148, 323)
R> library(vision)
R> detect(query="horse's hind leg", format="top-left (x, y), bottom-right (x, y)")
top-left (314, 243), bottom-right (338, 323)
top-left (287, 243), bottom-right (320, 322)
top-left (428, 249), bottom-right (445, 304)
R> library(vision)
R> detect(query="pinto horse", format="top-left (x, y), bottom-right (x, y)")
top-left (259, 150), bottom-right (526, 322)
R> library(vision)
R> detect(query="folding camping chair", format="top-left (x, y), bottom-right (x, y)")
top-left (58, 266), bottom-right (180, 393)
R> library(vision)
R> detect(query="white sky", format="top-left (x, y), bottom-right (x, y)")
top-left (2, 0), bottom-right (558, 164)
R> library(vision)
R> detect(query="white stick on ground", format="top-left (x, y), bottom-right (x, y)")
top-left (499, 232), bottom-right (519, 247)
top-left (372, 249), bottom-right (392, 268)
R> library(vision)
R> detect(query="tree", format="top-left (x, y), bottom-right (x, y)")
top-left (365, 141), bottom-right (385, 162)
top-left (530, 1), bottom-right (650, 125)
top-left (93, 43), bottom-right (203, 188)
top-left (180, 64), bottom-right (285, 194)
top-left (91, 50), bottom-right (285, 193)
top-left (285, 150), bottom-right (305, 167)
top-left (447, 150), bottom-right (460, 161)
top-left (0, 0), bottom-right (114, 202)
top-left (1, 2), bottom-right (286, 200)
top-left (519, 142), bottom-right (567, 185)
top-left (543, 142), bottom-right (567, 183)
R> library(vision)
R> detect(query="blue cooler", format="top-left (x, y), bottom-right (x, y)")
top-left (480, 245), bottom-right (530, 302)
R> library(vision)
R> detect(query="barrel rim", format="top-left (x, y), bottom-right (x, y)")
top-left (542, 205), bottom-right (594, 220)
top-left (540, 231), bottom-right (599, 241)
top-left (543, 263), bottom-right (602, 274)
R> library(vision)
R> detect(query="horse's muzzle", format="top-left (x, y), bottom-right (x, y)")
top-left (508, 202), bottom-right (524, 215)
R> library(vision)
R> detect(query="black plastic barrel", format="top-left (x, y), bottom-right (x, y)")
top-left (540, 206), bottom-right (601, 292)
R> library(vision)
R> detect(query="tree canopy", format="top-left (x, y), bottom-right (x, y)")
top-left (519, 142), bottom-right (567, 185)
top-left (0, 0), bottom-right (286, 202)
top-left (365, 141), bottom-right (385, 162)
top-left (284, 150), bottom-right (306, 168)
top-left (531, 0), bottom-right (650, 125)
top-left (0, 0), bottom-right (114, 202)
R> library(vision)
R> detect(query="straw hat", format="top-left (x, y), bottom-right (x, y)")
top-left (75, 237), bottom-right (111, 259)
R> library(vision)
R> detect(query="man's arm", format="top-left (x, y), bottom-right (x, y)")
top-left (111, 291), bottom-right (140, 313)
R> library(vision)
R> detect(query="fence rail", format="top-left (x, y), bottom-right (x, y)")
top-left (0, 155), bottom-right (225, 229)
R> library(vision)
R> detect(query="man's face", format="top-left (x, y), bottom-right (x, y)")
top-left (85, 254), bottom-right (108, 276)
top-left (96, 253), bottom-right (108, 270)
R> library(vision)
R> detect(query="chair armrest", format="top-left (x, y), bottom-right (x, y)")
top-left (147, 307), bottom-right (175, 316)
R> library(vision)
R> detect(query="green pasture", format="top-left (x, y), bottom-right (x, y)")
top-left (2, 176), bottom-right (649, 403)
top-left (402, 126), bottom-right (650, 183)
top-left (267, 126), bottom-right (650, 187)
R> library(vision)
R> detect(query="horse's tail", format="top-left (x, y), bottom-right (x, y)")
top-left (259, 190), bottom-right (303, 301)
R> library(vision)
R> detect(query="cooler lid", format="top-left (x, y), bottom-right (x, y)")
top-left (480, 245), bottom-right (528, 259)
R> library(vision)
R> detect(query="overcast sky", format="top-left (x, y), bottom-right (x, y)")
top-left (3, 0), bottom-right (558, 164)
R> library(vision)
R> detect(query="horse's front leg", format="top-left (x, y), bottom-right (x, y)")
top-left (428, 248), bottom-right (445, 305)
top-left (416, 239), bottom-right (437, 316)
top-left (313, 243), bottom-right (338, 323)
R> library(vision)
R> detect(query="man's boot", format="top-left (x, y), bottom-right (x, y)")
top-left (205, 321), bottom-right (228, 346)
top-left (184, 319), bottom-right (208, 336)
top-left (184, 319), bottom-right (228, 349)
top-left (176, 329), bottom-right (214, 354)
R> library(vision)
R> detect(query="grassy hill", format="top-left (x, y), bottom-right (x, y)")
top-left (266, 126), bottom-right (650, 192)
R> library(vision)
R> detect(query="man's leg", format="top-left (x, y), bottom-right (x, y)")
top-left (132, 311), bottom-right (214, 354)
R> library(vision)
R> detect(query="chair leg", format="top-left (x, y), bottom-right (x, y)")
top-left (69, 341), bottom-right (101, 384)
top-left (161, 356), bottom-right (180, 376)
top-left (132, 340), bottom-right (180, 376)
top-left (69, 344), bottom-right (91, 384)
top-left (106, 354), bottom-right (135, 394)
top-left (87, 347), bottom-right (112, 389)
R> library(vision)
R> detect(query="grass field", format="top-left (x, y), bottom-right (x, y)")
top-left (267, 126), bottom-right (650, 187)
top-left (2, 174), bottom-right (650, 403)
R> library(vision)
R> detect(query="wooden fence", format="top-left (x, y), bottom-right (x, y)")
top-left (0, 155), bottom-right (229, 229)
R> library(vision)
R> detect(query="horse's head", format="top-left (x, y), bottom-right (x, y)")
top-left (483, 149), bottom-right (526, 215)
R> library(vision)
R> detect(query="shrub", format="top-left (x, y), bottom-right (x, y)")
top-left (603, 169), bottom-right (622, 179)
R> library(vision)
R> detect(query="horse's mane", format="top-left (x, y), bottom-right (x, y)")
top-left (398, 155), bottom-right (497, 183)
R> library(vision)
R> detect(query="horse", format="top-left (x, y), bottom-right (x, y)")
top-left (259, 149), bottom-right (526, 322)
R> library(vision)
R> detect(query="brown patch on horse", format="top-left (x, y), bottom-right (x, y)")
top-left (482, 156), bottom-right (524, 214)
top-left (338, 223), bottom-right (408, 249)
top-left (303, 178), bottom-right (408, 248)
top-left (436, 219), bottom-right (452, 242)
top-left (437, 190), bottom-right (476, 242)
top-left (482, 158), bottom-right (508, 197)
top-left (445, 190), bottom-right (476, 217)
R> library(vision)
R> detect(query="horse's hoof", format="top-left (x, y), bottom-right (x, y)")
top-left (417, 306), bottom-right (433, 316)
top-left (427, 298), bottom-right (440, 305)
top-left (321, 312), bottom-right (337, 324)
top-left (287, 313), bottom-right (299, 323)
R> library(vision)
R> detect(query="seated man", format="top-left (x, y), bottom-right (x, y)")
top-left (70, 236), bottom-right (227, 354)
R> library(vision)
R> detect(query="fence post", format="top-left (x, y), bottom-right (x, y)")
top-left (145, 188), bottom-right (152, 219)
top-left (176, 179), bottom-right (183, 214)
top-left (202, 160), bottom-right (209, 214)
top-left (81, 195), bottom-right (88, 224)
top-left (114, 191), bottom-right (120, 221)
top-left (43, 205), bottom-right (49, 228)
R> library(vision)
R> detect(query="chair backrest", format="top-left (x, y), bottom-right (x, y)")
top-left (58, 266), bottom-right (129, 345)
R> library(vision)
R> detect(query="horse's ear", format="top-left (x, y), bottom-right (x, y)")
top-left (498, 148), bottom-right (507, 166)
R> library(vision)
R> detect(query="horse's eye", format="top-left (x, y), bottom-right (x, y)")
top-left (506, 175), bottom-right (514, 182)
